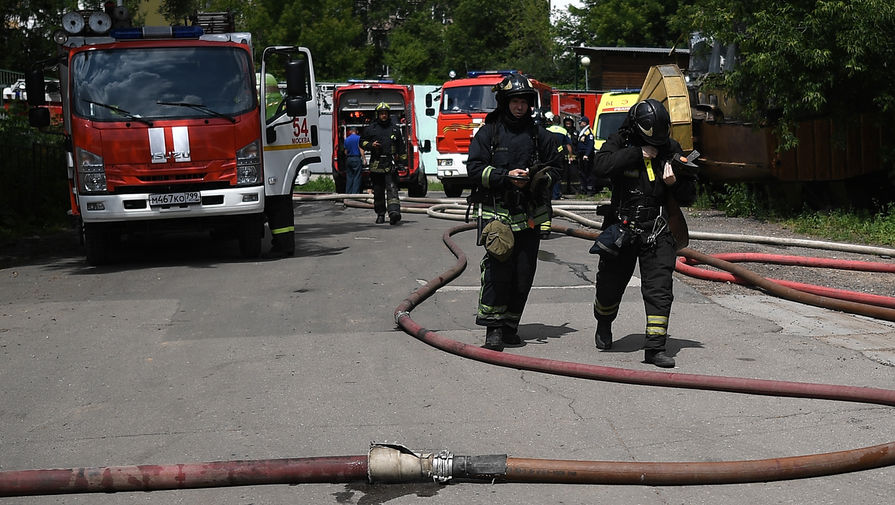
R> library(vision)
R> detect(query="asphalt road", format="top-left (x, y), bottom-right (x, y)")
top-left (1, 195), bottom-right (894, 504)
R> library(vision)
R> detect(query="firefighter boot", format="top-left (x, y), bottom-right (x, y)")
top-left (389, 212), bottom-right (402, 225)
top-left (595, 321), bottom-right (612, 350)
top-left (482, 327), bottom-right (504, 351)
top-left (268, 231), bottom-right (295, 258)
top-left (375, 214), bottom-right (386, 224)
top-left (644, 350), bottom-right (675, 368)
top-left (501, 325), bottom-right (521, 346)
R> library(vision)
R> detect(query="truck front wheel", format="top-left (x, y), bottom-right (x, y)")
top-left (332, 172), bottom-right (346, 194)
top-left (442, 180), bottom-right (464, 198)
top-left (238, 214), bottom-right (263, 259)
top-left (83, 223), bottom-right (113, 266)
top-left (407, 170), bottom-right (428, 197)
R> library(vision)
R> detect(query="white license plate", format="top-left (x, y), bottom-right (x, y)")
top-left (148, 192), bottom-right (201, 206)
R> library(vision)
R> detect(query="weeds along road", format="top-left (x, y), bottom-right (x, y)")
top-left (1, 197), bottom-right (893, 504)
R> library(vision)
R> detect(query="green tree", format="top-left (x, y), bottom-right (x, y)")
top-left (555, 0), bottom-right (687, 48)
top-left (551, 0), bottom-right (691, 88)
top-left (504, 0), bottom-right (558, 81)
top-left (383, 8), bottom-right (447, 83)
top-left (0, 1), bottom-right (75, 73)
top-left (671, 0), bottom-right (895, 150)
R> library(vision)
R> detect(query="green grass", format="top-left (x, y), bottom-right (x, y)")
top-left (780, 206), bottom-right (895, 247)
top-left (693, 182), bottom-right (895, 247)
top-left (295, 176), bottom-right (336, 192)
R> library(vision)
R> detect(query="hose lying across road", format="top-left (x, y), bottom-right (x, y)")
top-left (1, 194), bottom-right (894, 496)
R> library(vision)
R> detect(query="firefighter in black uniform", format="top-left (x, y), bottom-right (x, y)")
top-left (590, 99), bottom-right (697, 368)
top-left (361, 102), bottom-right (405, 224)
top-left (466, 73), bottom-right (563, 351)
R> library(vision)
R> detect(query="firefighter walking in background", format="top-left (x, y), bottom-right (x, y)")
top-left (466, 73), bottom-right (562, 351)
top-left (361, 102), bottom-right (405, 224)
top-left (589, 99), bottom-right (697, 368)
top-left (575, 116), bottom-right (596, 195)
top-left (540, 112), bottom-right (574, 238)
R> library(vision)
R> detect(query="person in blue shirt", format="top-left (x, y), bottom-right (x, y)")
top-left (343, 127), bottom-right (363, 195)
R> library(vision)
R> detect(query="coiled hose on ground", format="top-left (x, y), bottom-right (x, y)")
top-left (1, 194), bottom-right (893, 496)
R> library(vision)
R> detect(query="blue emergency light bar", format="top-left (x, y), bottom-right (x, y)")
top-left (110, 25), bottom-right (204, 40)
top-left (346, 79), bottom-right (395, 84)
top-left (467, 70), bottom-right (520, 78)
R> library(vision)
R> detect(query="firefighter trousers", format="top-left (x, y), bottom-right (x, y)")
top-left (476, 227), bottom-right (540, 331)
top-left (593, 231), bottom-right (676, 350)
top-left (265, 194), bottom-right (295, 254)
top-left (371, 170), bottom-right (401, 217)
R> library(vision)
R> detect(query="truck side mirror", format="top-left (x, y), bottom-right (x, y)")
top-left (285, 59), bottom-right (308, 98)
top-left (421, 139), bottom-right (431, 153)
top-left (25, 68), bottom-right (46, 107)
top-left (425, 94), bottom-right (432, 108)
top-left (285, 97), bottom-right (307, 117)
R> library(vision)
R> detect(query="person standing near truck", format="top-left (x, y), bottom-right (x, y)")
top-left (361, 102), bottom-right (405, 224)
top-left (466, 73), bottom-right (562, 351)
top-left (342, 126), bottom-right (363, 195)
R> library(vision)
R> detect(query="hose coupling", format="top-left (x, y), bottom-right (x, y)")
top-left (431, 449), bottom-right (454, 483)
top-left (394, 310), bottom-right (410, 325)
top-left (368, 442), bottom-right (453, 484)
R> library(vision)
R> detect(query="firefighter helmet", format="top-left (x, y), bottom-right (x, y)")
top-left (492, 73), bottom-right (537, 108)
top-left (375, 102), bottom-right (391, 125)
top-left (628, 99), bottom-right (671, 146)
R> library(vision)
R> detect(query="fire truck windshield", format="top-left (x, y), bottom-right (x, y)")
top-left (596, 112), bottom-right (628, 140)
top-left (71, 46), bottom-right (255, 121)
top-left (441, 85), bottom-right (497, 114)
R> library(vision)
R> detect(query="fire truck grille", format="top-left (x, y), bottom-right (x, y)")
top-left (116, 182), bottom-right (232, 194)
top-left (138, 173), bottom-right (207, 183)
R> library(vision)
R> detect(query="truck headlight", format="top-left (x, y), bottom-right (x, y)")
top-left (236, 139), bottom-right (261, 186)
top-left (76, 147), bottom-right (106, 193)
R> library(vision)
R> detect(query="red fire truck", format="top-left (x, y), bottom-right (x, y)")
top-left (551, 90), bottom-right (601, 127)
top-left (27, 8), bottom-right (320, 265)
top-left (330, 80), bottom-right (429, 197)
top-left (425, 70), bottom-right (554, 198)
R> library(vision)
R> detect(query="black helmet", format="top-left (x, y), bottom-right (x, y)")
top-left (492, 73), bottom-right (537, 109)
top-left (628, 99), bottom-right (671, 146)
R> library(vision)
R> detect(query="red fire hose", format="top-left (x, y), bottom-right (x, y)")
top-left (393, 223), bottom-right (895, 484)
top-left (2, 220), bottom-right (893, 497)
top-left (676, 252), bottom-right (895, 309)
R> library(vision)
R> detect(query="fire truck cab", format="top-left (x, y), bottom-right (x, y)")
top-left (331, 81), bottom-right (429, 197)
top-left (27, 8), bottom-right (320, 265)
top-left (426, 70), bottom-right (553, 198)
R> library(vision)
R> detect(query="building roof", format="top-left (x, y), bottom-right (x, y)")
top-left (573, 46), bottom-right (690, 55)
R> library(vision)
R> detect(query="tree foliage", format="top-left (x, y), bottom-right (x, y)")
top-left (2, 0), bottom-right (893, 151)
top-left (556, 0), bottom-right (687, 48)
top-left (671, 0), bottom-right (895, 149)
